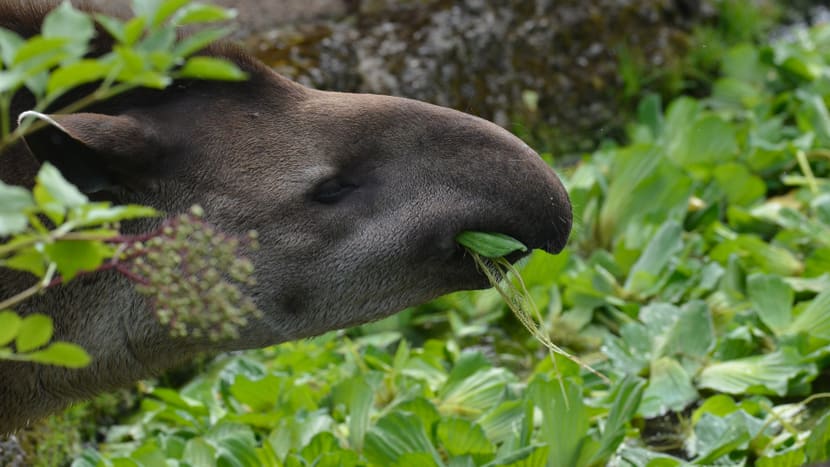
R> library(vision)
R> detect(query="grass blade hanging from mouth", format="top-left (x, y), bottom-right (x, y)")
top-left (457, 231), bottom-right (608, 384)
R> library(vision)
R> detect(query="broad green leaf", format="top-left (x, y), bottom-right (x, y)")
top-left (0, 181), bottom-right (34, 235)
top-left (637, 93), bottom-right (663, 139)
top-left (34, 162), bottom-right (89, 224)
top-left (527, 376), bottom-right (588, 467)
top-left (797, 90), bottom-right (830, 147)
top-left (344, 377), bottom-right (373, 451)
top-left (806, 410), bottom-right (830, 463)
top-left (131, 0), bottom-right (164, 20)
top-left (27, 342), bottom-right (91, 368)
top-left (639, 358), bottom-right (697, 417)
top-left (94, 14), bottom-right (126, 43)
top-left (485, 445), bottom-right (549, 467)
top-left (173, 26), bottom-right (234, 57)
top-left (713, 163), bottom-right (766, 206)
top-left (178, 57), bottom-right (247, 81)
top-left (439, 364), bottom-right (515, 417)
top-left (670, 116), bottom-right (739, 171)
top-left (0, 310), bottom-right (21, 347)
top-left (624, 220), bottom-right (683, 296)
top-left (153, 0), bottom-right (191, 26)
top-left (15, 313), bottom-right (53, 353)
top-left (183, 437), bottom-right (216, 467)
top-left (13, 37), bottom-right (69, 66)
top-left (123, 17), bottom-right (147, 46)
top-left (747, 273), bottom-right (793, 335)
top-left (42, 1), bottom-right (94, 45)
top-left (476, 400), bottom-right (525, 445)
top-left (4, 247), bottom-right (48, 277)
top-left (692, 412), bottom-right (751, 464)
top-left (757, 449), bottom-right (807, 467)
top-left (229, 374), bottom-right (282, 412)
top-left (787, 289), bottom-right (830, 340)
top-left (174, 4), bottom-right (237, 25)
top-left (437, 418), bottom-right (495, 458)
top-left (44, 240), bottom-right (113, 282)
top-left (691, 394), bottom-right (739, 424)
top-left (46, 60), bottom-right (110, 98)
top-left (656, 301), bottom-right (715, 372)
top-left (364, 412), bottom-right (443, 467)
top-left (698, 350), bottom-right (806, 396)
top-left (0, 27), bottom-right (24, 65)
top-left (709, 234), bottom-right (802, 276)
top-left (590, 376), bottom-right (646, 464)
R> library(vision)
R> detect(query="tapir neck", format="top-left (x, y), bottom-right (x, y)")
top-left (0, 270), bottom-right (196, 434)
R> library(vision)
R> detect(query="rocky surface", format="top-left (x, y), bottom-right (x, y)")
top-left (244, 0), bottom-right (714, 154)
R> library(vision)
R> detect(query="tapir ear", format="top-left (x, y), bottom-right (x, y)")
top-left (19, 111), bottom-right (157, 193)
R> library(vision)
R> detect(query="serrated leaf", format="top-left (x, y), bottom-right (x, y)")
top-left (16, 313), bottom-right (53, 353)
top-left (0, 310), bottom-right (22, 347)
top-left (178, 56), bottom-right (247, 81)
top-left (456, 231), bottom-right (528, 258)
top-left (27, 342), bottom-right (91, 367)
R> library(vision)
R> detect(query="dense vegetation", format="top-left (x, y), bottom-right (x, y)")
top-left (5, 1), bottom-right (830, 466)
top-left (59, 10), bottom-right (830, 467)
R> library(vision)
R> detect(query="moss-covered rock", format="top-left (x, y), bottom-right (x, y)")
top-left (246, 0), bottom-right (714, 155)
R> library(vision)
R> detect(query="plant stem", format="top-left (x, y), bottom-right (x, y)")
top-left (0, 282), bottom-right (43, 310)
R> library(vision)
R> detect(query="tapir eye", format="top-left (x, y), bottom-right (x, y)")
top-left (312, 177), bottom-right (358, 204)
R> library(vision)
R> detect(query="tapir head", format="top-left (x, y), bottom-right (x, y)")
top-left (19, 45), bottom-right (572, 347)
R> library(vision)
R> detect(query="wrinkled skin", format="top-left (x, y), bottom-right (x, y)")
top-left (0, 1), bottom-right (571, 433)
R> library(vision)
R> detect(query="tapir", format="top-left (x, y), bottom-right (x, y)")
top-left (0, 1), bottom-right (571, 433)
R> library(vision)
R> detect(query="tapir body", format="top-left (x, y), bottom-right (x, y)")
top-left (0, 1), bottom-right (571, 433)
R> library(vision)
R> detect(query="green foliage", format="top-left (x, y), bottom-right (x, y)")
top-left (457, 231), bottom-right (528, 258)
top-left (0, 0), bottom-right (253, 366)
top-left (0, 310), bottom-right (89, 367)
top-left (62, 12), bottom-right (830, 467)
